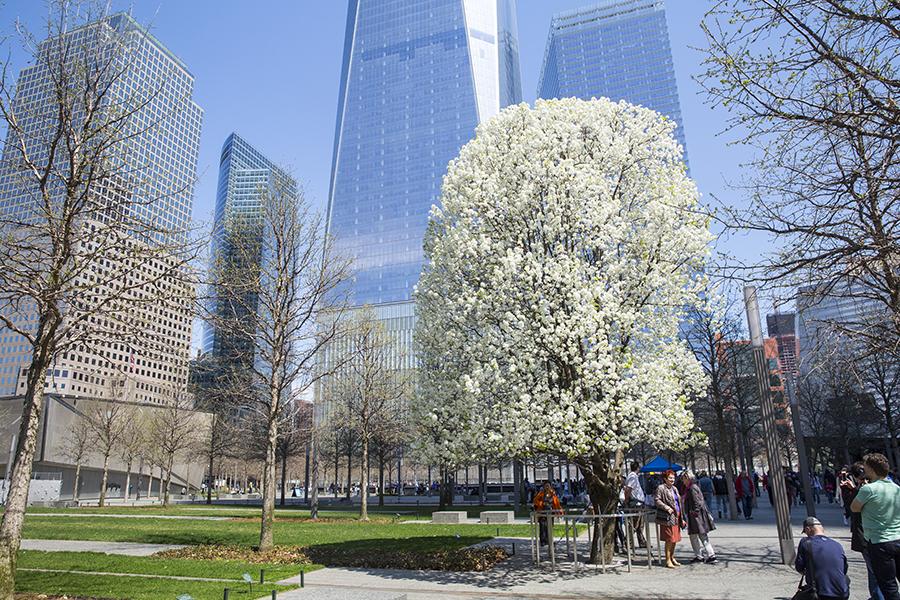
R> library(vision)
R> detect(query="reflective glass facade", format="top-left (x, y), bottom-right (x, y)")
top-left (327, 0), bottom-right (522, 307)
top-left (202, 133), bottom-right (297, 359)
top-left (537, 0), bottom-right (688, 163)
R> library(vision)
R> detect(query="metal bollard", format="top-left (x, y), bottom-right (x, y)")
top-left (300, 571), bottom-right (305, 588)
top-left (260, 569), bottom-right (265, 584)
top-left (512, 542), bottom-right (516, 556)
top-left (223, 589), bottom-right (230, 600)
top-left (271, 591), bottom-right (277, 600)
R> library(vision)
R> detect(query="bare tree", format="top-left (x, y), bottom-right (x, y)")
top-left (683, 293), bottom-right (742, 519)
top-left (0, 3), bottom-right (202, 592)
top-left (851, 343), bottom-right (900, 469)
top-left (85, 397), bottom-right (127, 507)
top-left (59, 412), bottom-right (92, 503)
top-left (148, 389), bottom-right (201, 507)
top-left (118, 404), bottom-right (147, 501)
top-left (205, 180), bottom-right (349, 550)
top-left (699, 1), bottom-right (900, 345)
top-left (329, 309), bottom-right (410, 520)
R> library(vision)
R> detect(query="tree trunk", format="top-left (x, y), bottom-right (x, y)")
top-left (124, 459), bottom-right (132, 502)
top-left (360, 436), bottom-right (369, 521)
top-left (576, 450), bottom-right (623, 564)
top-left (280, 448), bottom-right (288, 507)
top-left (303, 441), bottom-right (311, 504)
top-left (163, 455), bottom-right (174, 507)
top-left (99, 451), bottom-right (111, 508)
top-left (207, 449), bottom-right (214, 505)
top-left (479, 464), bottom-right (487, 506)
top-left (346, 444), bottom-right (353, 500)
top-left (73, 462), bottom-right (82, 503)
top-left (309, 431), bottom-right (319, 520)
top-left (378, 453), bottom-right (385, 507)
top-left (147, 466), bottom-right (154, 500)
top-left (715, 407), bottom-right (740, 520)
top-left (259, 415), bottom-right (278, 551)
top-left (135, 457), bottom-right (143, 501)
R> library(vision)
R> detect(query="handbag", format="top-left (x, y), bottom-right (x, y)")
top-left (791, 540), bottom-right (818, 600)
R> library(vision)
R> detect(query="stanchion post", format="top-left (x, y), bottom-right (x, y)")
top-left (744, 287), bottom-right (796, 565)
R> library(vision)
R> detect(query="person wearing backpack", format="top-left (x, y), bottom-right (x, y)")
top-left (794, 516), bottom-right (850, 600)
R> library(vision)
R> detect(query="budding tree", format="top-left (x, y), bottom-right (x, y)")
top-left (59, 413), bottom-right (92, 503)
top-left (148, 389), bottom-right (202, 507)
top-left (416, 98), bottom-right (710, 562)
top-left (330, 308), bottom-right (410, 520)
top-left (699, 1), bottom-right (900, 344)
top-left (205, 181), bottom-right (348, 550)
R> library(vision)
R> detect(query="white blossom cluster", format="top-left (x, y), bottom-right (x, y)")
top-left (414, 98), bottom-right (712, 467)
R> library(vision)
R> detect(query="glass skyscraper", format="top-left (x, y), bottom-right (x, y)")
top-left (0, 13), bottom-right (203, 403)
top-left (327, 0), bottom-right (522, 309)
top-left (537, 0), bottom-right (688, 162)
top-left (202, 133), bottom-right (297, 364)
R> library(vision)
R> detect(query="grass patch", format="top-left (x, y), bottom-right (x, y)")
top-left (18, 550), bottom-right (315, 581)
top-left (22, 515), bottom-right (532, 547)
top-left (16, 570), bottom-right (294, 600)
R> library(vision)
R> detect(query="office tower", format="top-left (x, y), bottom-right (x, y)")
top-left (324, 0), bottom-right (523, 365)
top-left (537, 0), bottom-right (688, 162)
top-left (797, 284), bottom-right (885, 378)
top-left (202, 133), bottom-right (297, 372)
top-left (767, 313), bottom-right (799, 380)
top-left (0, 14), bottom-right (203, 404)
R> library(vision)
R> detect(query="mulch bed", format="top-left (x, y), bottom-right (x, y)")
top-left (154, 544), bottom-right (310, 564)
top-left (17, 595), bottom-right (115, 600)
top-left (154, 544), bottom-right (509, 572)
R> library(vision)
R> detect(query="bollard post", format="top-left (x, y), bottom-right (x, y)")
top-left (496, 527), bottom-right (500, 537)
top-left (223, 589), bottom-right (230, 600)
top-left (271, 591), bottom-right (277, 600)
top-left (300, 571), bottom-right (304, 588)
top-left (260, 569), bottom-right (265, 584)
top-left (512, 542), bottom-right (516, 556)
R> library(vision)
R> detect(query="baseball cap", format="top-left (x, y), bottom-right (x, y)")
top-left (801, 517), bottom-right (822, 533)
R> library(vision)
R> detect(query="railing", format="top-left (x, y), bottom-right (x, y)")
top-left (530, 508), bottom-right (658, 572)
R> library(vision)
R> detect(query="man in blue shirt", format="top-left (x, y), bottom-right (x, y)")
top-left (795, 516), bottom-right (850, 600)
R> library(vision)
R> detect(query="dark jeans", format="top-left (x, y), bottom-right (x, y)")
top-left (863, 546), bottom-right (886, 600)
top-left (742, 495), bottom-right (753, 519)
top-left (869, 539), bottom-right (900, 600)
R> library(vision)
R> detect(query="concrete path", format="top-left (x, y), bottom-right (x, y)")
top-left (20, 539), bottom-right (185, 556)
top-left (277, 501), bottom-right (870, 600)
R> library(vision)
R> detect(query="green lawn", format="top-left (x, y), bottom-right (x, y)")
top-left (22, 515), bottom-right (526, 547)
top-left (16, 569), bottom-right (293, 600)
top-left (18, 550), bottom-right (315, 581)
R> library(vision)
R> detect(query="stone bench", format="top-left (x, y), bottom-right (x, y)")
top-left (431, 511), bottom-right (468, 524)
top-left (480, 510), bottom-right (515, 524)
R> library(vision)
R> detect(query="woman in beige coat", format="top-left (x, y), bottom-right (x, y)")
top-left (655, 469), bottom-right (686, 568)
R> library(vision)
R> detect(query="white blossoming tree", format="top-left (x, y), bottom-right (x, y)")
top-left (415, 98), bottom-right (711, 562)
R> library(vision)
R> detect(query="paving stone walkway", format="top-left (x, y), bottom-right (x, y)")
top-left (276, 501), bottom-right (869, 600)
top-left (20, 539), bottom-right (185, 556)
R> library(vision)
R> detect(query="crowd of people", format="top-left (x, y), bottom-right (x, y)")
top-left (528, 452), bottom-right (900, 600)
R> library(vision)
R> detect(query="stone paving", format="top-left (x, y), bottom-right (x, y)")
top-left (20, 539), bottom-right (185, 556)
top-left (277, 500), bottom-right (870, 600)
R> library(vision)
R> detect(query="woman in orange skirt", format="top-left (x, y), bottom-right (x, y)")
top-left (655, 469), bottom-right (686, 568)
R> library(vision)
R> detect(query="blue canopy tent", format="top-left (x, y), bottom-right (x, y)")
top-left (640, 455), bottom-right (683, 474)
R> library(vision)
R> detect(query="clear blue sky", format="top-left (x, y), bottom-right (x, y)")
top-left (3, 1), bottom-right (763, 306)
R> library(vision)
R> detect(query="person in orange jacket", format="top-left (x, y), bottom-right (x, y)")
top-left (533, 481), bottom-right (562, 546)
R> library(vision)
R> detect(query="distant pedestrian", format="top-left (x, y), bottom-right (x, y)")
top-left (533, 481), bottom-right (562, 547)
top-left (712, 471), bottom-right (728, 519)
top-left (681, 470), bottom-right (717, 564)
top-left (843, 462), bottom-right (885, 600)
top-left (851, 453), bottom-right (900, 600)
top-left (655, 469), bottom-right (685, 569)
top-left (736, 470), bottom-right (754, 520)
top-left (623, 462), bottom-right (648, 547)
top-left (794, 516), bottom-right (850, 600)
top-left (698, 471), bottom-right (715, 511)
